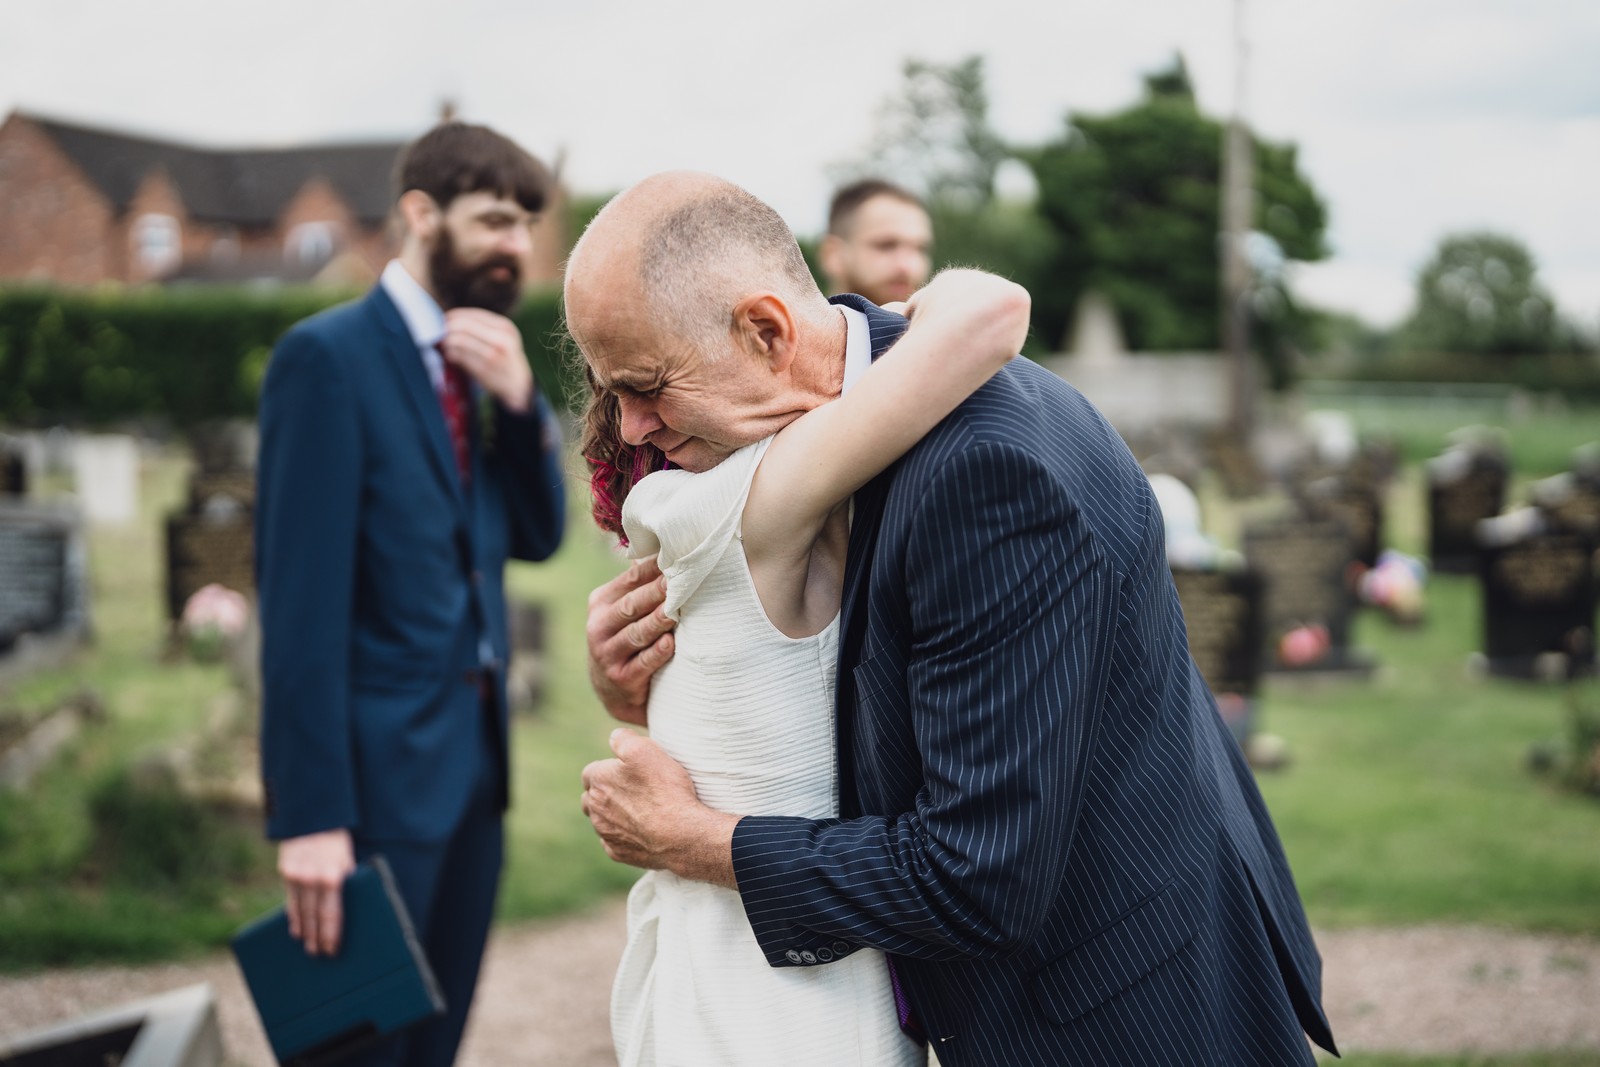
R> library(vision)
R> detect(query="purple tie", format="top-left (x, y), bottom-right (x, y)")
top-left (885, 955), bottom-right (926, 1041)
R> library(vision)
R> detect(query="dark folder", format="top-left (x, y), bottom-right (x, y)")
top-left (231, 856), bottom-right (446, 1066)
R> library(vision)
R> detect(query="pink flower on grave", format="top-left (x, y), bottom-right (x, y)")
top-left (181, 583), bottom-right (250, 640)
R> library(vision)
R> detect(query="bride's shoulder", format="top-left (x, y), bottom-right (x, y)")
top-left (621, 437), bottom-right (773, 561)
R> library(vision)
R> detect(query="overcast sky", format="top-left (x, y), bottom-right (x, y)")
top-left (4, 0), bottom-right (1595, 329)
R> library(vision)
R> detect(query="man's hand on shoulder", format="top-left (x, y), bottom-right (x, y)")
top-left (586, 556), bottom-right (676, 726)
top-left (581, 728), bottom-right (739, 887)
top-left (278, 828), bottom-right (356, 957)
top-left (441, 308), bottom-right (534, 413)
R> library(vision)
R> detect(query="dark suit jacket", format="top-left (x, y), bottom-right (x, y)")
top-left (731, 296), bottom-right (1336, 1066)
top-left (256, 284), bottom-right (564, 843)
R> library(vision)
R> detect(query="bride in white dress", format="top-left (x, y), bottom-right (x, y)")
top-left (584, 270), bottom-right (1030, 1067)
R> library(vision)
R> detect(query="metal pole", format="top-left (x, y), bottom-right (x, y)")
top-left (1221, 0), bottom-right (1256, 438)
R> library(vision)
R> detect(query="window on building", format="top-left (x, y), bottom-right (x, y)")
top-left (132, 214), bottom-right (181, 275)
top-left (286, 222), bottom-right (336, 266)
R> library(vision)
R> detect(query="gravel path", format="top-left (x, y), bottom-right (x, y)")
top-left (4, 905), bottom-right (1598, 1064)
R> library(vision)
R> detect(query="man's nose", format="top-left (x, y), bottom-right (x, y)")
top-left (499, 224), bottom-right (532, 259)
top-left (618, 397), bottom-right (663, 446)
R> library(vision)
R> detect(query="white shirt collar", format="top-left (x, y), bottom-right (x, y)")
top-left (838, 305), bottom-right (872, 396)
top-left (381, 260), bottom-right (447, 350)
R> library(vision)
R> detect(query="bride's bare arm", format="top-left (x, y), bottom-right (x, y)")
top-left (742, 268), bottom-right (1029, 575)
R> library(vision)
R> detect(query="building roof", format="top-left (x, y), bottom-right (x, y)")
top-left (21, 112), bottom-right (404, 226)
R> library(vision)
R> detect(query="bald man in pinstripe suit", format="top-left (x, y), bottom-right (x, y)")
top-left (578, 173), bottom-right (1337, 1066)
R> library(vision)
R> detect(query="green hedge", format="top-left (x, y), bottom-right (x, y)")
top-left (0, 286), bottom-right (579, 429)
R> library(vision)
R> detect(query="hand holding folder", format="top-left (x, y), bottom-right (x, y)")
top-left (232, 857), bottom-right (446, 1066)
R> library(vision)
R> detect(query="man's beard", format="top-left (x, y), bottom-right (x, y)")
top-left (429, 228), bottom-right (522, 314)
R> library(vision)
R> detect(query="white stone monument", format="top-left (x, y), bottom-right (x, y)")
top-left (73, 434), bottom-right (139, 525)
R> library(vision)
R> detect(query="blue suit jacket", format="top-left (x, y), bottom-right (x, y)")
top-left (732, 297), bottom-right (1336, 1066)
top-left (256, 284), bottom-right (564, 843)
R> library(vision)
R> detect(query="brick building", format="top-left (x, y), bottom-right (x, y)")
top-left (0, 110), bottom-right (565, 288)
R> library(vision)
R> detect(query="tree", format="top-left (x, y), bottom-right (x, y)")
top-left (836, 55), bottom-right (1008, 208)
top-left (1400, 232), bottom-right (1568, 355)
top-left (1023, 56), bottom-right (1329, 370)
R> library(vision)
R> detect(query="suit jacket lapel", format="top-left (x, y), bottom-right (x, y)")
top-left (367, 286), bottom-right (466, 512)
top-left (830, 294), bottom-right (909, 702)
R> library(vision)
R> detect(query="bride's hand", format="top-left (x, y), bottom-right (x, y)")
top-left (895, 268), bottom-right (1031, 360)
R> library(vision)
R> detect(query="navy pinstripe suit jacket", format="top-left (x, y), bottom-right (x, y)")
top-left (730, 296), bottom-right (1337, 1066)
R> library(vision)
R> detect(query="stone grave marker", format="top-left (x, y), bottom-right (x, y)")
top-left (1171, 566), bottom-right (1265, 742)
top-left (73, 433), bottom-right (139, 525)
top-left (1477, 509), bottom-right (1597, 679)
top-left (507, 600), bottom-right (548, 714)
top-left (166, 507), bottom-right (255, 622)
top-left (0, 500), bottom-right (89, 661)
top-left (1428, 443), bottom-right (1508, 574)
top-left (1529, 448), bottom-right (1600, 539)
top-left (1, 436), bottom-right (27, 497)
top-left (1243, 517), bottom-right (1373, 675)
top-left (1298, 473), bottom-right (1384, 570)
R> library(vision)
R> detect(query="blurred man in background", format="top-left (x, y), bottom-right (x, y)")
top-left (819, 178), bottom-right (933, 307)
top-left (256, 121), bottom-right (566, 1067)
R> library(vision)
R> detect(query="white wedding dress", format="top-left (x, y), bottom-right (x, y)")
top-left (610, 437), bottom-right (924, 1067)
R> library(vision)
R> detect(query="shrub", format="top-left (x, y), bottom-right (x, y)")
top-left (0, 285), bottom-right (579, 429)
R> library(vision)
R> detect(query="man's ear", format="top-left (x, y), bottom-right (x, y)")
top-left (818, 234), bottom-right (845, 293)
top-left (397, 190), bottom-right (442, 243)
top-left (731, 292), bottom-right (798, 373)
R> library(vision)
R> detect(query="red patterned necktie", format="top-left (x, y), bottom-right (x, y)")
top-left (436, 350), bottom-right (472, 487)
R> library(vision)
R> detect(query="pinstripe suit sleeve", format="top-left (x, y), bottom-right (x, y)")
top-left (733, 440), bottom-right (1119, 964)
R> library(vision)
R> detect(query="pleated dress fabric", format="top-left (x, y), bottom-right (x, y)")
top-left (610, 437), bottom-right (924, 1067)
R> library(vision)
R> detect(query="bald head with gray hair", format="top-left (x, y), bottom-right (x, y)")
top-left (567, 172), bottom-right (829, 358)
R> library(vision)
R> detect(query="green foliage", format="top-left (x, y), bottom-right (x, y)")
top-left (86, 770), bottom-right (266, 889)
top-left (929, 200), bottom-right (1062, 357)
top-left (0, 285), bottom-right (581, 429)
top-left (1399, 232), bottom-right (1584, 356)
top-left (1024, 57), bottom-right (1328, 358)
top-left (843, 55), bottom-right (1007, 208)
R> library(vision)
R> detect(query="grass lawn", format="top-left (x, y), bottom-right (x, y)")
top-left (0, 448), bottom-right (637, 970)
top-left (1243, 463), bottom-right (1600, 936)
top-left (2, 420), bottom-right (1597, 969)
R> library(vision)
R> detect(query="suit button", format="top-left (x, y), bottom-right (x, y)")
top-left (816, 948), bottom-right (834, 962)
top-left (801, 950), bottom-right (817, 964)
top-left (471, 570), bottom-right (484, 586)
top-left (833, 941), bottom-right (851, 956)
top-left (785, 950), bottom-right (803, 964)
top-left (464, 667), bottom-right (480, 685)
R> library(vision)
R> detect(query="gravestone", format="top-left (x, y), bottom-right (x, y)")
top-left (1477, 509), bottom-right (1597, 679)
top-left (1529, 451), bottom-right (1600, 539)
top-left (506, 600), bottom-right (548, 714)
top-left (1, 436), bottom-right (27, 497)
top-left (0, 983), bottom-right (223, 1067)
top-left (0, 501), bottom-right (89, 657)
top-left (73, 433), bottom-right (140, 525)
top-left (1428, 443), bottom-right (1509, 573)
top-left (1171, 566), bottom-right (1265, 742)
top-left (165, 432), bottom-right (257, 622)
top-left (165, 507), bottom-right (254, 622)
top-left (1299, 473), bottom-right (1384, 569)
top-left (1243, 517), bottom-right (1373, 675)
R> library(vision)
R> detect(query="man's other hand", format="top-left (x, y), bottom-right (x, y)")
top-left (278, 828), bottom-right (356, 956)
top-left (581, 729), bottom-right (738, 887)
top-left (586, 556), bottom-right (676, 726)
top-left (441, 308), bottom-right (534, 413)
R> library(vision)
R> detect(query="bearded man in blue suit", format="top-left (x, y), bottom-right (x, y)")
top-left (255, 122), bottom-right (565, 1067)
top-left (578, 173), bottom-right (1337, 1066)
